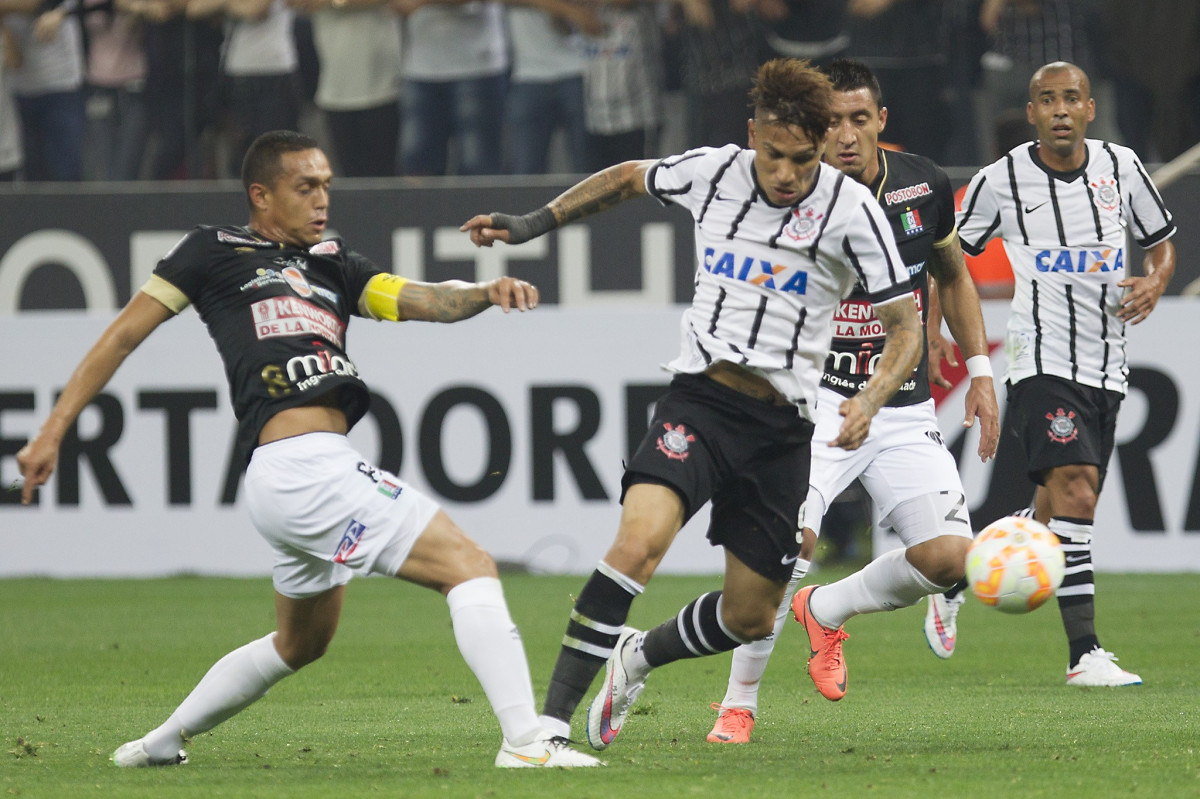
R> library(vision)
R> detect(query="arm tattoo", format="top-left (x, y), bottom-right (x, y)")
top-left (549, 164), bottom-right (640, 226)
top-left (855, 299), bottom-right (923, 415)
top-left (400, 280), bottom-right (490, 323)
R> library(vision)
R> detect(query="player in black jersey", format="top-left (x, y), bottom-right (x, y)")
top-left (706, 58), bottom-right (1000, 743)
top-left (15, 131), bottom-right (600, 769)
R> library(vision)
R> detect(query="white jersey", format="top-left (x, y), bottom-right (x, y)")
top-left (646, 144), bottom-right (912, 418)
top-left (957, 139), bottom-right (1175, 394)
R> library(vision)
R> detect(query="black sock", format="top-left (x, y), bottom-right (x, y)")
top-left (542, 568), bottom-right (638, 724)
top-left (943, 578), bottom-right (968, 601)
top-left (642, 591), bottom-right (745, 668)
top-left (1051, 517), bottom-right (1099, 667)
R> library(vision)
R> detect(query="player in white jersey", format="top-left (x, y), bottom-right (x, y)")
top-left (462, 58), bottom-right (924, 751)
top-left (705, 58), bottom-right (999, 743)
top-left (958, 62), bottom-right (1177, 687)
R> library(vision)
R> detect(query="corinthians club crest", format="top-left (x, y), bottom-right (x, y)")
top-left (1045, 407), bottom-right (1078, 444)
top-left (783, 206), bottom-right (823, 243)
top-left (656, 423), bottom-right (695, 461)
top-left (1090, 177), bottom-right (1120, 212)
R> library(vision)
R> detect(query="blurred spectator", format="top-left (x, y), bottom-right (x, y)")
top-left (0, 25), bottom-right (23, 180)
top-left (131, 0), bottom-right (223, 179)
top-left (974, 0), bottom-right (1103, 159)
top-left (670, 0), bottom-right (766, 149)
top-left (846, 0), bottom-right (952, 163)
top-left (1101, 0), bottom-right (1200, 162)
top-left (82, 0), bottom-right (150, 180)
top-left (296, 0), bottom-right (402, 177)
top-left (2, 0), bottom-right (86, 181)
top-left (580, 0), bottom-right (664, 170)
top-left (395, 0), bottom-right (508, 176)
top-left (188, 0), bottom-right (301, 178)
top-left (504, 0), bottom-right (600, 174)
top-left (749, 0), bottom-right (849, 67)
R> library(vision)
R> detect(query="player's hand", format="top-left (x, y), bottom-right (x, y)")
top-left (926, 329), bottom-right (957, 390)
top-left (830, 396), bottom-right (873, 451)
top-left (15, 434), bottom-right (59, 505)
top-left (963, 376), bottom-right (1000, 462)
top-left (461, 215), bottom-right (512, 248)
top-left (1116, 274), bottom-right (1166, 325)
top-left (486, 277), bottom-right (539, 313)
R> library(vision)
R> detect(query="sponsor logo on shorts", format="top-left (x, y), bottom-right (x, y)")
top-left (925, 429), bottom-right (944, 446)
top-left (377, 477), bottom-right (403, 499)
top-left (252, 296), bottom-right (345, 348)
top-left (1046, 407), bottom-right (1079, 444)
top-left (656, 423), bottom-right (695, 461)
top-left (333, 519), bottom-right (367, 564)
top-left (356, 461), bottom-right (403, 499)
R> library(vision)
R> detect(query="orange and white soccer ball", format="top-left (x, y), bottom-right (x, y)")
top-left (966, 516), bottom-right (1065, 613)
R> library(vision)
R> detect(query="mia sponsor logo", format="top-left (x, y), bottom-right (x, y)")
top-left (656, 423), bottom-right (695, 461)
top-left (286, 346), bottom-right (359, 391)
top-left (702, 247), bottom-right (808, 295)
top-left (1035, 248), bottom-right (1125, 273)
top-left (333, 519), bottom-right (367, 564)
top-left (252, 296), bottom-right (345, 347)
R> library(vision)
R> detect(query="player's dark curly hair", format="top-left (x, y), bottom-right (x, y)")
top-left (824, 58), bottom-right (884, 110)
top-left (749, 58), bottom-right (833, 147)
top-left (241, 130), bottom-right (321, 200)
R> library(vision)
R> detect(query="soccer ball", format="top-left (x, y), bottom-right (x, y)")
top-left (966, 516), bottom-right (1065, 614)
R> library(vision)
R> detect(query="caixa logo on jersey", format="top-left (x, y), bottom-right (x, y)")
top-left (702, 247), bottom-right (808, 295)
top-left (1035, 248), bottom-right (1125, 273)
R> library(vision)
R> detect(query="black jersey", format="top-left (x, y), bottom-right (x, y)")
top-left (147, 225), bottom-right (385, 461)
top-left (821, 148), bottom-right (956, 406)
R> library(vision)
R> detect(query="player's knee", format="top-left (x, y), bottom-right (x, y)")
top-left (908, 535), bottom-right (971, 587)
top-left (275, 631), bottom-right (335, 669)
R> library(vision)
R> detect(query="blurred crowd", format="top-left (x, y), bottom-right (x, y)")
top-left (0, 0), bottom-right (1197, 183)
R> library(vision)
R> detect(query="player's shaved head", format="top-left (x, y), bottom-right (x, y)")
top-left (1029, 62), bottom-right (1090, 101)
top-left (750, 58), bottom-right (833, 148)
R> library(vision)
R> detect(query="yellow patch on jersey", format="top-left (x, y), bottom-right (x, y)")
top-left (360, 273), bottom-right (408, 321)
top-left (140, 274), bottom-right (190, 313)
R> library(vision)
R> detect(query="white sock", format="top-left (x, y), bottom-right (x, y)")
top-left (447, 577), bottom-right (541, 746)
top-left (810, 549), bottom-right (943, 628)
top-left (720, 560), bottom-right (808, 715)
top-left (141, 633), bottom-right (293, 760)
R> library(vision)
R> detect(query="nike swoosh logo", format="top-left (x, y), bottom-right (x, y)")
top-left (835, 675), bottom-right (847, 692)
top-left (715, 192), bottom-right (739, 202)
top-left (599, 674), bottom-right (619, 744)
top-left (781, 553), bottom-right (799, 565)
top-left (510, 749), bottom-right (552, 765)
top-left (1024, 202), bottom-right (1048, 214)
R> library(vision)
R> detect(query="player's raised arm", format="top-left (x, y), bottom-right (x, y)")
top-left (461, 159), bottom-right (656, 247)
top-left (830, 295), bottom-right (923, 450)
top-left (16, 292), bottom-right (176, 504)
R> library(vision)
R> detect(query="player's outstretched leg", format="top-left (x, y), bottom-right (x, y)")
top-left (586, 627), bottom-right (649, 750)
top-left (924, 580), bottom-right (967, 659)
top-left (792, 585), bottom-right (849, 701)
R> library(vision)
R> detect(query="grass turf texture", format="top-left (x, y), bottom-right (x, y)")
top-left (2, 572), bottom-right (1197, 797)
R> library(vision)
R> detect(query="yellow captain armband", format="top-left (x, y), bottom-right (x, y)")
top-left (933, 225), bottom-right (959, 249)
top-left (140, 274), bottom-right (191, 313)
top-left (360, 273), bottom-right (409, 321)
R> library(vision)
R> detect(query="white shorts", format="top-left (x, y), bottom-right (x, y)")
top-left (805, 388), bottom-right (968, 547)
top-left (243, 432), bottom-right (440, 599)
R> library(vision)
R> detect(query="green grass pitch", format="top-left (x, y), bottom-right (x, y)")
top-left (2, 571), bottom-right (1198, 797)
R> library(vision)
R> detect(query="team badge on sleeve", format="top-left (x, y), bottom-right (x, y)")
top-left (656, 423), bottom-right (695, 461)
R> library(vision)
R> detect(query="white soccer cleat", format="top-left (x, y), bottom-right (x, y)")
top-left (923, 592), bottom-right (965, 659)
top-left (495, 734), bottom-right (603, 768)
top-left (585, 627), bottom-right (647, 751)
top-left (1066, 647), bottom-right (1143, 687)
top-left (112, 739), bottom-right (188, 767)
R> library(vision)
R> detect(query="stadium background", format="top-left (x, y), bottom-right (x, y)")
top-left (1, 172), bottom-right (1198, 576)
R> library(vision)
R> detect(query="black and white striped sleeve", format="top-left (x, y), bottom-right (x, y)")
top-left (1121, 147), bottom-right (1177, 249)
top-left (645, 146), bottom-right (718, 211)
top-left (956, 167), bottom-right (1002, 257)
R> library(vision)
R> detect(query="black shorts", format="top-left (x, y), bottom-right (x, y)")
top-left (622, 373), bottom-right (814, 582)
top-left (1004, 375), bottom-right (1123, 488)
